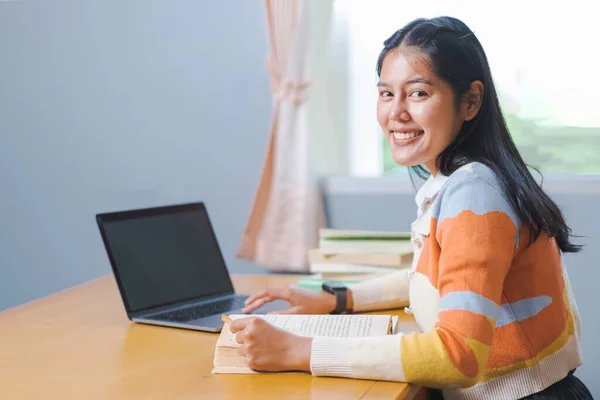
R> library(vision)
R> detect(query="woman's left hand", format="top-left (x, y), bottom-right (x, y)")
top-left (229, 317), bottom-right (313, 372)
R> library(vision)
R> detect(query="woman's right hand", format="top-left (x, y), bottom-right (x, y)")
top-left (241, 286), bottom-right (337, 315)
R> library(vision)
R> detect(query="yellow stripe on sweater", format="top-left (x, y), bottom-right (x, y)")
top-left (401, 330), bottom-right (490, 388)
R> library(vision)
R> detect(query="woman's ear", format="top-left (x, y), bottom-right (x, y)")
top-left (462, 81), bottom-right (484, 121)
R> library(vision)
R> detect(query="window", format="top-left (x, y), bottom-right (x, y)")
top-left (332, 0), bottom-right (600, 176)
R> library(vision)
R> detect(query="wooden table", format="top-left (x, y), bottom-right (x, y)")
top-left (0, 274), bottom-right (424, 400)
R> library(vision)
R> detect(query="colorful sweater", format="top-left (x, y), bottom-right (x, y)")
top-left (310, 162), bottom-right (583, 400)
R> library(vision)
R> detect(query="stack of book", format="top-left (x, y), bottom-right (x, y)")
top-left (306, 228), bottom-right (413, 282)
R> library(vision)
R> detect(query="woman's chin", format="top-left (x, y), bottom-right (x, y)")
top-left (391, 154), bottom-right (422, 168)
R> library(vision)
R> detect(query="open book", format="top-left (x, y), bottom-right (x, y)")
top-left (212, 314), bottom-right (399, 374)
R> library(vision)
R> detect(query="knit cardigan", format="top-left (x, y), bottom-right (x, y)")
top-left (310, 162), bottom-right (583, 400)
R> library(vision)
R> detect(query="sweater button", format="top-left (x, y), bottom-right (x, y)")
top-left (414, 239), bottom-right (422, 249)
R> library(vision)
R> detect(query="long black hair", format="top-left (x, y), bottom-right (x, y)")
top-left (377, 16), bottom-right (581, 253)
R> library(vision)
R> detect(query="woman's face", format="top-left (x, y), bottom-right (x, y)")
top-left (377, 47), bottom-right (470, 175)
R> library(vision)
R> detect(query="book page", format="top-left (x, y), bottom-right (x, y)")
top-left (217, 314), bottom-right (391, 348)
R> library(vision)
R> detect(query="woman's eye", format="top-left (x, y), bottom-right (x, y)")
top-left (409, 90), bottom-right (427, 98)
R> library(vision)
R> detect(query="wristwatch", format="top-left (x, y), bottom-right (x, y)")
top-left (322, 281), bottom-right (348, 314)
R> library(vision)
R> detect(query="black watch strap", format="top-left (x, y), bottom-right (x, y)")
top-left (332, 289), bottom-right (347, 314)
top-left (322, 282), bottom-right (348, 314)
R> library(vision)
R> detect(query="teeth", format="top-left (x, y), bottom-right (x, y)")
top-left (393, 131), bottom-right (423, 140)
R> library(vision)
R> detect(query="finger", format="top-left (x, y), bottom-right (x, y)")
top-left (246, 287), bottom-right (293, 305)
top-left (244, 290), bottom-right (269, 306)
top-left (237, 345), bottom-right (247, 357)
top-left (235, 331), bottom-right (245, 345)
top-left (229, 317), bottom-right (254, 333)
top-left (241, 296), bottom-right (274, 314)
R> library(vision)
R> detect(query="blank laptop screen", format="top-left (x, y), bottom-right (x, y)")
top-left (100, 206), bottom-right (234, 313)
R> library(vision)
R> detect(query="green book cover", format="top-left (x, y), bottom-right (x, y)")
top-left (297, 278), bottom-right (359, 291)
top-left (319, 229), bottom-right (411, 241)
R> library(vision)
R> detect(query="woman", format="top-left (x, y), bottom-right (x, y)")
top-left (230, 16), bottom-right (592, 399)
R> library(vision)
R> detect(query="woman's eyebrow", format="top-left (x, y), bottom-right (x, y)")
top-left (405, 78), bottom-right (434, 86)
top-left (376, 78), bottom-right (435, 88)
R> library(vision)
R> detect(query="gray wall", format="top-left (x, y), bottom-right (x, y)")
top-left (327, 191), bottom-right (599, 396)
top-left (0, 0), bottom-right (271, 311)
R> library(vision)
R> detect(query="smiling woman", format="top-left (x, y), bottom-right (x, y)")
top-left (376, 46), bottom-right (483, 175)
top-left (375, 16), bottom-right (580, 254)
top-left (229, 15), bottom-right (593, 400)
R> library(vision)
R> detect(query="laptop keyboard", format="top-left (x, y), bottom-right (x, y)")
top-left (151, 296), bottom-right (248, 323)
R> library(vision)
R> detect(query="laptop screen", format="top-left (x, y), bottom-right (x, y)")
top-left (97, 203), bottom-right (235, 313)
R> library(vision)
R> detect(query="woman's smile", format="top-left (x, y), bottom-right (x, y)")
top-left (390, 129), bottom-right (425, 146)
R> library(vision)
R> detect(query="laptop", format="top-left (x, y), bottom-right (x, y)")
top-left (96, 201), bottom-right (290, 332)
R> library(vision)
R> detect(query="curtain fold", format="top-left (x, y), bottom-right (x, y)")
top-left (237, 0), bottom-right (332, 271)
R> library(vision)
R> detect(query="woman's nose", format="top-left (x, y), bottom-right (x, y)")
top-left (389, 102), bottom-right (410, 121)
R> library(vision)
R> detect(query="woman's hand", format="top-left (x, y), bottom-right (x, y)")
top-left (229, 317), bottom-right (312, 372)
top-left (242, 286), bottom-right (337, 314)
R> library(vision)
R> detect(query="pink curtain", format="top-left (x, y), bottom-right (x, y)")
top-left (237, 0), bottom-right (326, 271)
